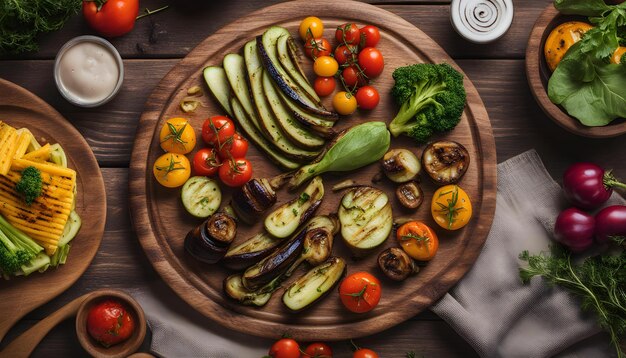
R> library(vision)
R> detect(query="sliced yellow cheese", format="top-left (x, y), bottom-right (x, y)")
top-left (0, 122), bottom-right (18, 175)
top-left (21, 144), bottom-right (51, 162)
top-left (13, 129), bottom-right (34, 159)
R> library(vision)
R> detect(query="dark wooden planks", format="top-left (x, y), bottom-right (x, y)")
top-left (1, 0), bottom-right (550, 60)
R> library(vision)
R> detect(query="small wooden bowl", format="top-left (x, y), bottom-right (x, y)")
top-left (76, 289), bottom-right (147, 358)
top-left (525, 3), bottom-right (626, 138)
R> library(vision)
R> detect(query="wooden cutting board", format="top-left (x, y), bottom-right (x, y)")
top-left (0, 78), bottom-right (106, 343)
top-left (129, 0), bottom-right (496, 341)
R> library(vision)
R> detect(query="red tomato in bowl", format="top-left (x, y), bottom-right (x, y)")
top-left (87, 299), bottom-right (135, 347)
top-left (83, 0), bottom-right (139, 38)
top-left (339, 272), bottom-right (381, 313)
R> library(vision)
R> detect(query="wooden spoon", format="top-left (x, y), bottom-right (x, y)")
top-left (0, 289), bottom-right (146, 358)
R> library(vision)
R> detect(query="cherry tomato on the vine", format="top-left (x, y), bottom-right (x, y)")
top-left (313, 56), bottom-right (339, 77)
top-left (335, 23), bottom-right (361, 45)
top-left (339, 272), bottom-right (381, 313)
top-left (342, 66), bottom-right (366, 89)
top-left (299, 16), bottom-right (324, 40)
top-left (332, 91), bottom-right (357, 116)
top-left (269, 338), bottom-right (300, 358)
top-left (304, 38), bottom-right (331, 59)
top-left (353, 348), bottom-right (379, 358)
top-left (192, 148), bottom-right (221, 177)
top-left (334, 44), bottom-right (358, 65)
top-left (359, 25), bottom-right (381, 48)
top-left (314, 77), bottom-right (336, 97)
top-left (358, 47), bottom-right (384, 78)
top-left (355, 86), bottom-right (380, 110)
top-left (302, 342), bottom-right (333, 357)
top-left (201, 116), bottom-right (235, 147)
top-left (218, 133), bottom-right (248, 160)
top-left (218, 158), bottom-right (252, 187)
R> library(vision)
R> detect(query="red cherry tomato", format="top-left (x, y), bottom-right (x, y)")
top-left (201, 116), bottom-right (235, 147)
top-left (334, 44), bottom-right (358, 65)
top-left (192, 148), bottom-right (221, 176)
top-left (359, 25), bottom-right (381, 48)
top-left (82, 0), bottom-right (139, 38)
top-left (269, 338), bottom-right (300, 358)
top-left (355, 86), bottom-right (380, 110)
top-left (342, 66), bottom-right (366, 89)
top-left (219, 158), bottom-right (252, 187)
top-left (335, 23), bottom-right (361, 45)
top-left (302, 342), bottom-right (333, 357)
top-left (305, 38), bottom-right (332, 59)
top-left (339, 272), bottom-right (381, 313)
top-left (358, 47), bottom-right (384, 78)
top-left (314, 77), bottom-right (336, 97)
top-left (353, 348), bottom-right (379, 358)
top-left (218, 133), bottom-right (248, 160)
top-left (87, 299), bottom-right (135, 347)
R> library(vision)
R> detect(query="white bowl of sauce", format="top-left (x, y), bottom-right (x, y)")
top-left (54, 36), bottom-right (123, 107)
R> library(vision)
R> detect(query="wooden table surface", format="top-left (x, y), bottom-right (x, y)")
top-left (1, 0), bottom-right (624, 356)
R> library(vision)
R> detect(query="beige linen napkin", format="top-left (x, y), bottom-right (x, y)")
top-left (131, 149), bottom-right (622, 357)
top-left (431, 149), bottom-right (623, 358)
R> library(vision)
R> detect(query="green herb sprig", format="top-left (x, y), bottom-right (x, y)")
top-left (519, 247), bottom-right (626, 357)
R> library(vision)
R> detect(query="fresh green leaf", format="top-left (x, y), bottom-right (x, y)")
top-left (554, 0), bottom-right (611, 17)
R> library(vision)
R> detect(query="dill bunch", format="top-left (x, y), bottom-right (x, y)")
top-left (0, 0), bottom-right (82, 55)
top-left (519, 247), bottom-right (626, 358)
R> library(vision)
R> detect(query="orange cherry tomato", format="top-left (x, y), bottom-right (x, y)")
top-left (397, 221), bottom-right (439, 261)
top-left (332, 91), bottom-right (357, 116)
top-left (299, 16), bottom-right (324, 41)
top-left (159, 117), bottom-right (196, 154)
top-left (339, 272), bottom-right (381, 313)
top-left (431, 185), bottom-right (473, 230)
top-left (313, 56), bottom-right (339, 77)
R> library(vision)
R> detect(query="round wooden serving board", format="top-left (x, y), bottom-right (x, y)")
top-left (526, 3), bottom-right (626, 138)
top-left (0, 78), bottom-right (106, 343)
top-left (130, 0), bottom-right (496, 340)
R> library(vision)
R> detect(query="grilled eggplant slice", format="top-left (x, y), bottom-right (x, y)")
top-left (285, 214), bottom-right (339, 276)
top-left (222, 231), bottom-right (284, 270)
top-left (264, 176), bottom-right (324, 238)
top-left (277, 34), bottom-right (314, 96)
top-left (243, 40), bottom-right (320, 160)
top-left (223, 274), bottom-right (274, 307)
top-left (396, 181), bottom-right (424, 210)
top-left (230, 97), bottom-right (300, 170)
top-left (282, 257), bottom-right (346, 311)
top-left (203, 66), bottom-right (233, 117)
top-left (184, 212), bottom-right (237, 264)
top-left (287, 36), bottom-right (307, 81)
top-left (258, 27), bottom-right (337, 119)
top-left (242, 228), bottom-right (306, 290)
top-left (231, 178), bottom-right (277, 225)
top-left (275, 87), bottom-right (336, 138)
top-left (378, 247), bottom-right (419, 281)
top-left (263, 71), bottom-right (325, 150)
top-left (339, 186), bottom-right (393, 256)
top-left (382, 149), bottom-right (421, 183)
top-left (422, 141), bottom-right (470, 185)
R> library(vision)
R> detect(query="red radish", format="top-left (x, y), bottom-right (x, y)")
top-left (554, 208), bottom-right (595, 252)
top-left (594, 205), bottom-right (626, 244)
top-left (562, 162), bottom-right (626, 209)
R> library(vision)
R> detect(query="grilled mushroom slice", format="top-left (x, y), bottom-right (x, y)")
top-left (184, 212), bottom-right (237, 264)
top-left (422, 141), bottom-right (470, 185)
top-left (396, 181), bottom-right (424, 209)
top-left (381, 149), bottom-right (421, 183)
top-left (378, 247), bottom-right (419, 281)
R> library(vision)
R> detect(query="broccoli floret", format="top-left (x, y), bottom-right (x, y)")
top-left (16, 166), bottom-right (42, 205)
top-left (0, 214), bottom-right (44, 276)
top-left (388, 63), bottom-right (466, 143)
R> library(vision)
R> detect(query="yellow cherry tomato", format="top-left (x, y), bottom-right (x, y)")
top-left (611, 46), bottom-right (626, 64)
top-left (159, 117), bottom-right (196, 154)
top-left (332, 91), bottom-right (357, 116)
top-left (299, 16), bottom-right (324, 40)
top-left (313, 56), bottom-right (339, 77)
top-left (397, 221), bottom-right (439, 261)
top-left (544, 21), bottom-right (593, 72)
top-left (153, 153), bottom-right (191, 188)
top-left (431, 185), bottom-right (472, 230)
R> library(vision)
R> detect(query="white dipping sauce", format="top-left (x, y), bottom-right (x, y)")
top-left (58, 41), bottom-right (120, 103)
